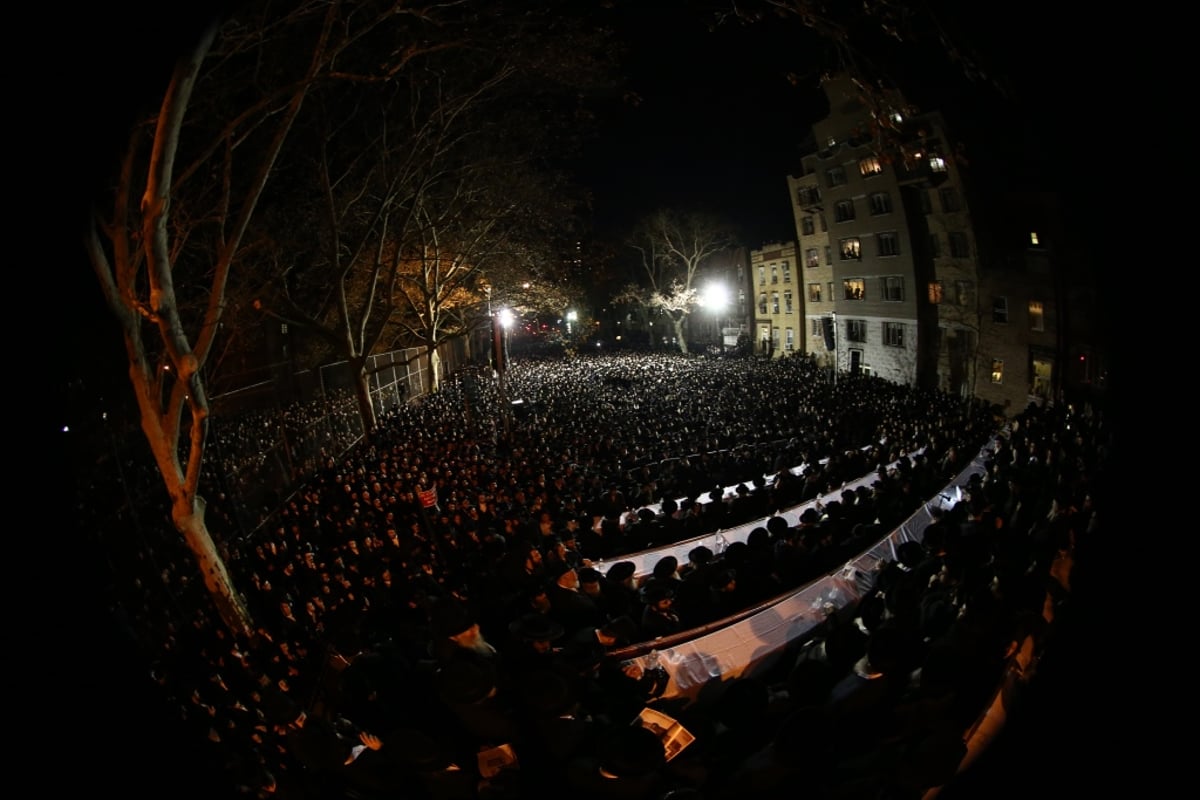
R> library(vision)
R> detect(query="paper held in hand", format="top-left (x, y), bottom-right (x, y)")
top-left (635, 706), bottom-right (696, 762)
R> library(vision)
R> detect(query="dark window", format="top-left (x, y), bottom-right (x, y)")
top-left (877, 231), bottom-right (900, 257)
top-left (834, 199), bottom-right (856, 223)
top-left (948, 232), bottom-right (970, 258)
top-left (992, 296), bottom-right (1009, 323)
top-left (797, 185), bottom-right (822, 206)
top-left (869, 192), bottom-right (892, 215)
top-left (801, 216), bottom-right (815, 235)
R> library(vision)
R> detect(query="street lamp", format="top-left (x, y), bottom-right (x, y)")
top-left (493, 307), bottom-right (515, 439)
top-left (700, 282), bottom-right (730, 352)
top-left (498, 308), bottom-right (514, 366)
top-left (566, 309), bottom-right (577, 336)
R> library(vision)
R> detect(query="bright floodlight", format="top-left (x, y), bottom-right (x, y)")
top-left (701, 282), bottom-right (730, 313)
top-left (499, 308), bottom-right (515, 328)
top-left (566, 310), bottom-right (578, 321)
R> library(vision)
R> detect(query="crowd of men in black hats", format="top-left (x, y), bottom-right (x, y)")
top-left (82, 352), bottom-right (1107, 799)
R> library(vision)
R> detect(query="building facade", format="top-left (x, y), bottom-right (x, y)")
top-left (749, 241), bottom-right (802, 358)
top-left (786, 75), bottom-right (1079, 409)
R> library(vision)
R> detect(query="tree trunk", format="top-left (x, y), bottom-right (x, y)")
top-left (352, 362), bottom-right (379, 437)
top-left (173, 494), bottom-right (254, 639)
top-left (428, 346), bottom-right (442, 393)
top-left (674, 316), bottom-right (689, 354)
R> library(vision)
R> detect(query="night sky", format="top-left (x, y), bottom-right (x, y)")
top-left (67, 1), bottom-right (1103, 272)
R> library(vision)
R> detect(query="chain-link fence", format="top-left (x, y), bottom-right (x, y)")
top-left (205, 338), bottom-right (473, 539)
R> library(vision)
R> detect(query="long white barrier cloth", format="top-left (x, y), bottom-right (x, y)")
top-left (621, 438), bottom-right (994, 703)
top-left (594, 445), bottom-right (931, 581)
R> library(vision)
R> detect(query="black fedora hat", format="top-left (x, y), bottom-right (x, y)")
top-left (508, 613), bottom-right (565, 642)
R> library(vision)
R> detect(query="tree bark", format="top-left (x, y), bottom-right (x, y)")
top-left (673, 316), bottom-right (689, 354)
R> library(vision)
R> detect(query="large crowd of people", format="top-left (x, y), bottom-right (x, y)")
top-left (76, 352), bottom-right (1107, 799)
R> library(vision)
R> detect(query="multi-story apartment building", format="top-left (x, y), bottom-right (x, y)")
top-left (789, 75), bottom-right (967, 386)
top-left (785, 75), bottom-right (1089, 410)
top-left (749, 241), bottom-right (801, 357)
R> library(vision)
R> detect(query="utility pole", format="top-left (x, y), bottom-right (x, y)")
top-left (832, 310), bottom-right (838, 386)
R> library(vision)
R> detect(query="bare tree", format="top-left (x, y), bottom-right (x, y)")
top-left (252, 4), bottom-right (610, 430)
top-left (626, 210), bottom-right (737, 354)
top-left (83, 0), bottom-right (477, 637)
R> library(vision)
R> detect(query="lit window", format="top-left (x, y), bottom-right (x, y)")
top-left (772, 292), bottom-right (780, 314)
top-left (843, 278), bottom-right (866, 300)
top-left (877, 231), bottom-right (900, 257)
top-left (771, 265), bottom-right (779, 284)
top-left (1029, 300), bottom-right (1044, 331)
top-left (772, 327), bottom-right (781, 346)
top-left (1030, 231), bottom-right (1040, 245)
top-left (859, 156), bottom-right (884, 177)
top-left (883, 322), bottom-right (904, 348)
top-left (846, 319), bottom-right (867, 342)
top-left (928, 281), bottom-right (943, 304)
top-left (840, 238), bottom-right (862, 260)
top-left (993, 296), bottom-right (1009, 324)
top-left (869, 192), bottom-right (892, 215)
top-left (826, 166), bottom-right (847, 187)
top-left (808, 283), bottom-right (822, 303)
top-left (785, 328), bottom-right (795, 351)
top-left (990, 359), bottom-right (1004, 384)
top-left (929, 155), bottom-right (947, 172)
top-left (882, 276), bottom-right (904, 301)
top-left (806, 248), bottom-right (820, 268)
top-left (802, 216), bottom-right (815, 236)
top-left (835, 199), bottom-right (856, 222)
top-left (784, 291), bottom-right (793, 314)
top-left (758, 266), bottom-right (766, 285)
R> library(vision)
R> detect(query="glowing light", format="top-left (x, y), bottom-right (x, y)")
top-left (700, 282), bottom-right (730, 313)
